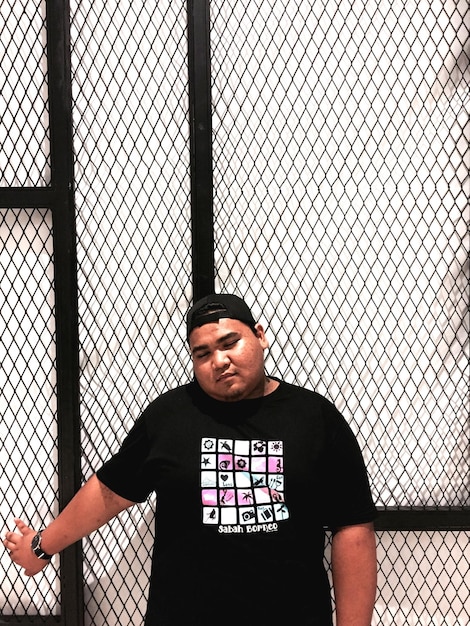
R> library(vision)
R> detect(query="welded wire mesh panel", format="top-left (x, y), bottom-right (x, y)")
top-left (375, 530), bottom-right (470, 626)
top-left (210, 0), bottom-right (469, 507)
top-left (3, 1), bottom-right (468, 624)
top-left (0, 1), bottom-right (50, 186)
top-left (70, 1), bottom-right (192, 624)
top-left (210, 1), bottom-right (469, 624)
top-left (324, 530), bottom-right (469, 625)
top-left (0, 208), bottom-right (60, 616)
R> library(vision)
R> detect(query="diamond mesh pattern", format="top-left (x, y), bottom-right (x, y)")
top-left (1, 0), bottom-right (469, 624)
top-left (210, 0), bottom-right (469, 509)
top-left (1, 208), bottom-right (60, 616)
top-left (70, 1), bottom-right (191, 623)
top-left (375, 530), bottom-right (470, 625)
top-left (0, 1), bottom-right (50, 186)
top-left (210, 3), bottom-right (469, 624)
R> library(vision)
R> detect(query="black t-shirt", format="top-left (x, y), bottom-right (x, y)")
top-left (97, 379), bottom-right (377, 626)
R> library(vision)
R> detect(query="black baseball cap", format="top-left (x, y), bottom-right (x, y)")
top-left (187, 293), bottom-right (256, 341)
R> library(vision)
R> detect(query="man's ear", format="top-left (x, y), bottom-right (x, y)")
top-left (254, 323), bottom-right (269, 349)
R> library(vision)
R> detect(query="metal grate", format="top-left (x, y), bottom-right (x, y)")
top-left (210, 0), bottom-right (469, 511)
top-left (374, 530), bottom-right (470, 625)
top-left (71, 1), bottom-right (192, 624)
top-left (210, 2), bottom-right (469, 625)
top-left (1, 0), bottom-right (469, 624)
top-left (0, 1), bottom-right (50, 186)
top-left (0, 208), bottom-right (61, 616)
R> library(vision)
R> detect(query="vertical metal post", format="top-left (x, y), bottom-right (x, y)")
top-left (187, 0), bottom-right (215, 300)
top-left (46, 1), bottom-right (84, 624)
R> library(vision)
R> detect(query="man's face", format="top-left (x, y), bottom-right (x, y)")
top-left (189, 317), bottom-right (269, 402)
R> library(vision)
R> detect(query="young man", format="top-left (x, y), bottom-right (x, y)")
top-left (4, 294), bottom-right (377, 625)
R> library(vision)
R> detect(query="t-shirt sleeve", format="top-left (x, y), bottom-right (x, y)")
top-left (96, 415), bottom-right (154, 503)
top-left (321, 402), bottom-right (377, 530)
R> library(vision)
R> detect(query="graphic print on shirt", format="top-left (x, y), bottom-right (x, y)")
top-left (201, 438), bottom-right (289, 533)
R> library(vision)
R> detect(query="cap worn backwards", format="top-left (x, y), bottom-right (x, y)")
top-left (186, 293), bottom-right (256, 341)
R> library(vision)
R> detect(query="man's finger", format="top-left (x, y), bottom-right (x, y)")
top-left (3, 531), bottom-right (19, 546)
top-left (14, 518), bottom-right (31, 536)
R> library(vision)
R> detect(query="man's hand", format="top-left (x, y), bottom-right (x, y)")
top-left (3, 519), bottom-right (50, 576)
top-left (3, 475), bottom-right (135, 579)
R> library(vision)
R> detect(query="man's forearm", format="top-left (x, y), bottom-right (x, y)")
top-left (4, 474), bottom-right (135, 576)
top-left (331, 522), bottom-right (377, 626)
top-left (40, 474), bottom-right (135, 554)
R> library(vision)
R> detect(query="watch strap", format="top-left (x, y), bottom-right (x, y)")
top-left (31, 531), bottom-right (54, 560)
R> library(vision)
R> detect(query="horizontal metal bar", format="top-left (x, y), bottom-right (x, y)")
top-left (0, 187), bottom-right (55, 208)
top-left (0, 618), bottom-right (61, 625)
top-left (374, 507), bottom-right (470, 531)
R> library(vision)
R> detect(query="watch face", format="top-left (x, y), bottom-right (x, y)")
top-left (31, 531), bottom-right (52, 560)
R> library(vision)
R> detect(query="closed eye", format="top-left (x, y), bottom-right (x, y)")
top-left (223, 339), bottom-right (239, 349)
top-left (191, 332), bottom-right (241, 359)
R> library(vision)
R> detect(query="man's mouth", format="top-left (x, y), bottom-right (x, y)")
top-left (216, 372), bottom-right (235, 383)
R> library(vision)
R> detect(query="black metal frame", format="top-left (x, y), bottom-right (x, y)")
top-left (375, 507), bottom-right (469, 531)
top-left (0, 0), bottom-right (468, 623)
top-left (0, 1), bottom-right (83, 624)
top-left (188, 0), bottom-right (215, 300)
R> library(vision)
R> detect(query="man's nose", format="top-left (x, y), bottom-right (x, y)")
top-left (212, 350), bottom-right (229, 369)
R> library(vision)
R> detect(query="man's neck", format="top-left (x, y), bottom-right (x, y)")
top-left (263, 376), bottom-right (280, 396)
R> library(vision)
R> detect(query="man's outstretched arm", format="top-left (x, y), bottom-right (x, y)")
top-left (3, 474), bottom-right (135, 576)
top-left (331, 521), bottom-right (377, 626)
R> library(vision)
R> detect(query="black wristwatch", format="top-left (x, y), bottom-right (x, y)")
top-left (31, 531), bottom-right (54, 560)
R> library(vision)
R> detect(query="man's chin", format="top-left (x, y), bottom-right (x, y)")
top-left (206, 380), bottom-right (247, 402)
top-left (221, 391), bottom-right (245, 402)
top-left (214, 387), bottom-right (245, 402)
top-left (198, 376), bottom-right (263, 402)
top-left (212, 382), bottom-right (264, 403)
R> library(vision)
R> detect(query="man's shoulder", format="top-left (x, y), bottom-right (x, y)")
top-left (277, 380), bottom-right (342, 418)
top-left (278, 379), bottom-right (329, 402)
top-left (141, 381), bottom-right (196, 413)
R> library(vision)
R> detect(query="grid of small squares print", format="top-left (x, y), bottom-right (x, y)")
top-left (201, 437), bottom-right (289, 527)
